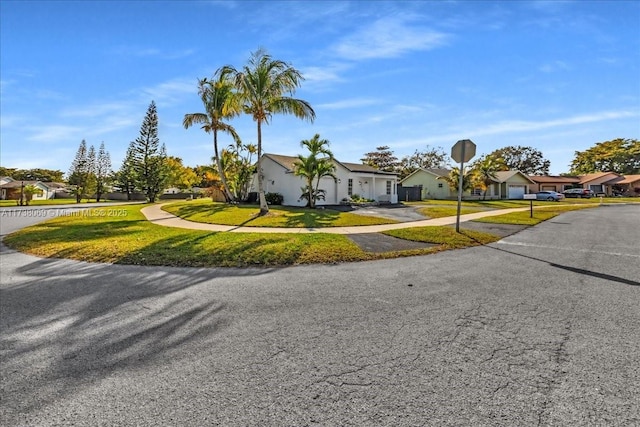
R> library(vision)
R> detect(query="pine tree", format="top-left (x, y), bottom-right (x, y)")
top-left (95, 142), bottom-right (112, 202)
top-left (131, 101), bottom-right (168, 202)
top-left (116, 143), bottom-right (137, 200)
top-left (68, 140), bottom-right (94, 203)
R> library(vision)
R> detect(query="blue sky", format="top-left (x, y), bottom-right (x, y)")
top-left (2, 0), bottom-right (639, 176)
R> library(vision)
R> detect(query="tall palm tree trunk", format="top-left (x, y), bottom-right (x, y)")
top-left (213, 130), bottom-right (234, 203)
top-left (257, 120), bottom-right (269, 215)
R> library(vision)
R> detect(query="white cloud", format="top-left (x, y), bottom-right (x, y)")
top-left (140, 78), bottom-right (196, 104)
top-left (301, 66), bottom-right (345, 84)
top-left (317, 98), bottom-right (379, 110)
top-left (113, 46), bottom-right (196, 60)
top-left (333, 15), bottom-right (449, 60)
top-left (60, 101), bottom-right (137, 118)
top-left (27, 125), bottom-right (84, 143)
top-left (539, 60), bottom-right (570, 73)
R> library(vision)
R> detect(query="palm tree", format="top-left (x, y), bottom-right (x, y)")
top-left (444, 167), bottom-right (475, 193)
top-left (183, 74), bottom-right (240, 203)
top-left (220, 48), bottom-right (316, 215)
top-left (22, 184), bottom-right (43, 206)
top-left (294, 134), bottom-right (335, 208)
top-left (472, 156), bottom-right (505, 200)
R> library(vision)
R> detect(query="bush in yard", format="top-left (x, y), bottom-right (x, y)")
top-left (265, 192), bottom-right (284, 205)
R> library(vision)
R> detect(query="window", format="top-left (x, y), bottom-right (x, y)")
top-left (348, 179), bottom-right (353, 196)
top-left (471, 188), bottom-right (482, 196)
top-left (386, 180), bottom-right (392, 195)
top-left (438, 183), bottom-right (443, 188)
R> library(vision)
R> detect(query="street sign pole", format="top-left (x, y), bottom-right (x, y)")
top-left (455, 147), bottom-right (465, 233)
top-left (451, 139), bottom-right (476, 233)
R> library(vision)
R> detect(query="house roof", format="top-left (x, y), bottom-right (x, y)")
top-left (578, 172), bottom-right (620, 184)
top-left (262, 153), bottom-right (398, 176)
top-left (527, 175), bottom-right (581, 184)
top-left (0, 180), bottom-right (66, 189)
top-left (337, 161), bottom-right (398, 176)
top-left (263, 153), bottom-right (298, 172)
top-left (617, 174), bottom-right (640, 184)
top-left (493, 170), bottom-right (536, 184)
top-left (399, 167), bottom-right (450, 183)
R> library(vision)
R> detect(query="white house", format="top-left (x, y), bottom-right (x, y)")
top-left (0, 178), bottom-right (67, 201)
top-left (251, 153), bottom-right (399, 206)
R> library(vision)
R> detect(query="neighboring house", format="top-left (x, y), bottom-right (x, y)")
top-left (0, 178), bottom-right (67, 200)
top-left (399, 168), bottom-right (455, 200)
top-left (400, 168), bottom-right (535, 200)
top-left (578, 172), bottom-right (622, 195)
top-left (486, 171), bottom-right (536, 199)
top-left (529, 172), bottom-right (640, 196)
top-left (251, 153), bottom-right (399, 206)
top-left (614, 175), bottom-right (640, 196)
top-left (528, 175), bottom-right (581, 193)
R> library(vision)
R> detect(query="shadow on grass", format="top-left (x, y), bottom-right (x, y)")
top-left (3, 218), bottom-right (144, 248)
top-left (282, 207), bottom-right (343, 228)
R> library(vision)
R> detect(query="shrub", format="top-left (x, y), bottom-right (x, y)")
top-left (265, 192), bottom-right (284, 205)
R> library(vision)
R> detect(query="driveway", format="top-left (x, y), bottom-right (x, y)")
top-left (1, 204), bottom-right (638, 426)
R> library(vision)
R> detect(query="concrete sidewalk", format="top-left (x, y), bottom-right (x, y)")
top-left (141, 204), bottom-right (532, 234)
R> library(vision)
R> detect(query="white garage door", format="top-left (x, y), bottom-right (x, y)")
top-left (508, 185), bottom-right (526, 199)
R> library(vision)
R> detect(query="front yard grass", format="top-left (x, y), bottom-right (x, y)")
top-left (162, 199), bottom-right (398, 227)
top-left (417, 206), bottom-right (485, 218)
top-left (473, 204), bottom-right (591, 225)
top-left (3, 204), bottom-right (500, 267)
top-left (3, 202), bottom-right (602, 267)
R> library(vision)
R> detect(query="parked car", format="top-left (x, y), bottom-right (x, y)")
top-left (536, 191), bottom-right (564, 201)
top-left (562, 188), bottom-right (593, 198)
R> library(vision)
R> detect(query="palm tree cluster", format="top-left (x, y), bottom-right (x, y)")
top-left (444, 155), bottom-right (507, 200)
top-left (184, 48), bottom-right (315, 215)
top-left (293, 134), bottom-right (337, 208)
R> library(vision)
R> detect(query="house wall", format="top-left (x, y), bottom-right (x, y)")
top-left (401, 171), bottom-right (451, 199)
top-left (256, 156), bottom-right (398, 206)
top-left (499, 174), bottom-right (531, 199)
top-left (618, 178), bottom-right (640, 196)
top-left (581, 175), bottom-right (619, 195)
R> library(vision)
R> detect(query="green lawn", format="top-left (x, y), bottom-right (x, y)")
top-left (162, 199), bottom-right (398, 227)
top-left (3, 200), bottom-right (607, 267)
top-left (473, 204), bottom-right (591, 225)
top-left (417, 206), bottom-right (485, 218)
top-left (384, 226), bottom-right (500, 248)
top-left (3, 203), bottom-right (505, 267)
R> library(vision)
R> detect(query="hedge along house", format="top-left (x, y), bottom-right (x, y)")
top-left (251, 153), bottom-right (399, 207)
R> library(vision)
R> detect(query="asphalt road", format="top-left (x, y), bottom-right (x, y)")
top-left (1, 204), bottom-right (638, 426)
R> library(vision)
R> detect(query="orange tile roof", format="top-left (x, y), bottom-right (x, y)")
top-left (578, 172), bottom-right (620, 184)
top-left (617, 175), bottom-right (640, 184)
